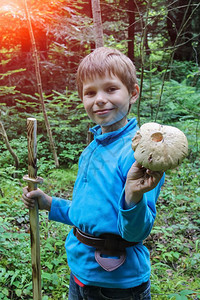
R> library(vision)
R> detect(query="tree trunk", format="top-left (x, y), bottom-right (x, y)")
top-left (128, 0), bottom-right (136, 62)
top-left (91, 0), bottom-right (104, 48)
top-left (24, 0), bottom-right (59, 167)
top-left (0, 121), bottom-right (19, 169)
top-left (137, 0), bottom-right (151, 127)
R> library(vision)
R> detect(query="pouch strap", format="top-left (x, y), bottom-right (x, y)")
top-left (73, 227), bottom-right (138, 251)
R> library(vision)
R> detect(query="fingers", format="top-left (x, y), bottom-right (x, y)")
top-left (22, 187), bottom-right (39, 209)
top-left (22, 195), bottom-right (36, 209)
top-left (146, 169), bottom-right (164, 181)
top-left (128, 161), bottom-right (145, 179)
top-left (128, 161), bottom-right (142, 174)
top-left (22, 186), bottom-right (29, 195)
top-left (146, 168), bottom-right (163, 177)
top-left (132, 161), bottom-right (143, 169)
top-left (145, 169), bottom-right (164, 188)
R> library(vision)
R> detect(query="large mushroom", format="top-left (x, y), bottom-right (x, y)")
top-left (132, 122), bottom-right (188, 171)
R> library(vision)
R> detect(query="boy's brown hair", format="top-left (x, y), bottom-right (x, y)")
top-left (76, 47), bottom-right (138, 99)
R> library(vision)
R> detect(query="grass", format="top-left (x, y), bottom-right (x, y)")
top-left (0, 121), bottom-right (199, 299)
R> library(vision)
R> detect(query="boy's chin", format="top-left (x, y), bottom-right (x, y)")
top-left (100, 117), bottom-right (128, 132)
top-left (101, 116), bottom-right (127, 126)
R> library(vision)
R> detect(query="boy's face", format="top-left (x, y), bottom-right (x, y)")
top-left (82, 73), bottom-right (139, 133)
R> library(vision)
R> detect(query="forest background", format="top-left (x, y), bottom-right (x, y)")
top-left (0, 0), bottom-right (200, 299)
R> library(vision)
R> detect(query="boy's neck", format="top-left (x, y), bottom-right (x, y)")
top-left (101, 117), bottom-right (128, 134)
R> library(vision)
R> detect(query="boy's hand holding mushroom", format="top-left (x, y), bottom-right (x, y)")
top-left (125, 162), bottom-right (163, 208)
top-left (125, 122), bottom-right (188, 208)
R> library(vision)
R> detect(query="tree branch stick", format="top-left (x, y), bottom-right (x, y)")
top-left (26, 118), bottom-right (42, 300)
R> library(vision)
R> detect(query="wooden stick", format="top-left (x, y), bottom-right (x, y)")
top-left (26, 118), bottom-right (42, 300)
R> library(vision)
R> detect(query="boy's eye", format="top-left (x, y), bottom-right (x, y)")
top-left (107, 87), bottom-right (118, 93)
top-left (84, 90), bottom-right (96, 97)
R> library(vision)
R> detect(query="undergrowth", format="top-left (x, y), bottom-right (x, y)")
top-left (0, 159), bottom-right (199, 299)
top-left (0, 118), bottom-right (199, 299)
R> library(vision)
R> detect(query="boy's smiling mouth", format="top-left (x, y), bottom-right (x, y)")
top-left (94, 108), bottom-right (114, 115)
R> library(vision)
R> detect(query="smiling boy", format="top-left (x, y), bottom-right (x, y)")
top-left (22, 47), bottom-right (164, 299)
top-left (82, 73), bottom-right (139, 134)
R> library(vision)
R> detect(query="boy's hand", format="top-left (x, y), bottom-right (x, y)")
top-left (125, 161), bottom-right (163, 208)
top-left (22, 187), bottom-right (52, 211)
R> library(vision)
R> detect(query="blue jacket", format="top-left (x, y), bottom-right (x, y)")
top-left (49, 118), bottom-right (165, 288)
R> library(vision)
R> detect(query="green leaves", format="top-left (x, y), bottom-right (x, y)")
top-left (169, 289), bottom-right (198, 300)
top-left (0, 68), bottom-right (26, 80)
top-left (131, 72), bottom-right (200, 123)
top-left (0, 178), bottom-right (72, 299)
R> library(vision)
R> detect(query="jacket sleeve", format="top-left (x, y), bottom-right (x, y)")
top-left (48, 197), bottom-right (74, 225)
top-left (117, 174), bottom-right (165, 242)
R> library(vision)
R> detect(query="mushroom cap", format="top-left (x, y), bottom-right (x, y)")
top-left (132, 122), bottom-right (188, 171)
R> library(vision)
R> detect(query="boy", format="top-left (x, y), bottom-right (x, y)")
top-left (22, 47), bottom-right (164, 300)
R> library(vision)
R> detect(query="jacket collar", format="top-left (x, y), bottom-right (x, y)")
top-left (89, 118), bottom-right (138, 144)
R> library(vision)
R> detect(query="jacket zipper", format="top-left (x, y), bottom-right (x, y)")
top-left (83, 144), bottom-right (98, 182)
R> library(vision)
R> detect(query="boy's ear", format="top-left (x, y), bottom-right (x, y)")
top-left (130, 84), bottom-right (139, 104)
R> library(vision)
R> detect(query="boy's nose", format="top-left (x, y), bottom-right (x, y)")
top-left (95, 92), bottom-right (107, 106)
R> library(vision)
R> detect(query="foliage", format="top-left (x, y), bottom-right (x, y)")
top-left (0, 168), bottom-right (73, 299)
top-left (148, 158), bottom-right (200, 299)
top-left (0, 0), bottom-right (94, 102)
top-left (1, 63), bottom-right (199, 168)
top-left (0, 89), bottom-right (93, 169)
top-left (130, 62), bottom-right (200, 124)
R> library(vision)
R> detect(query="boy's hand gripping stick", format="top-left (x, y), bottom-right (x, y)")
top-left (23, 118), bottom-right (43, 300)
